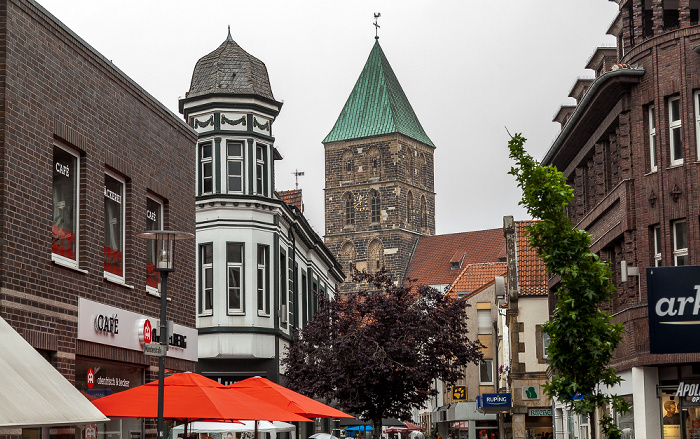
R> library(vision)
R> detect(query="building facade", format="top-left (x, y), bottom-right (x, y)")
top-left (323, 38), bottom-right (435, 291)
top-left (179, 31), bottom-right (343, 386)
top-left (545, 1), bottom-right (700, 438)
top-left (0, 1), bottom-right (198, 439)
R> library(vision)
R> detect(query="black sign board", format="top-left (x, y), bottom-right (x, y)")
top-left (647, 266), bottom-right (700, 354)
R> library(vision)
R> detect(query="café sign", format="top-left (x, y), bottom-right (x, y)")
top-left (647, 266), bottom-right (700, 354)
top-left (77, 297), bottom-right (197, 361)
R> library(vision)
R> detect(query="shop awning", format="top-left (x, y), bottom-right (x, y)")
top-left (0, 316), bottom-right (110, 428)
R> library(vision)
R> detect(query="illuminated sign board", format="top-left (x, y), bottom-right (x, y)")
top-left (647, 267), bottom-right (700, 354)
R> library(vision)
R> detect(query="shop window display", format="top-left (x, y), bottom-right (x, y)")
top-left (74, 359), bottom-right (145, 439)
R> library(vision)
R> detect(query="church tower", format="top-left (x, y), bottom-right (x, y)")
top-left (324, 36), bottom-right (436, 291)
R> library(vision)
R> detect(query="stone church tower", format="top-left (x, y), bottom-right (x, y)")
top-left (324, 37), bottom-right (435, 291)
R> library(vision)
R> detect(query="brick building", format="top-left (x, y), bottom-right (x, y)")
top-left (323, 37), bottom-right (435, 291)
top-left (545, 1), bottom-right (700, 437)
top-left (0, 1), bottom-right (197, 438)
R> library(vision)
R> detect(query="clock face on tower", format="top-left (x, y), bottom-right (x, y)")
top-left (354, 194), bottom-right (366, 210)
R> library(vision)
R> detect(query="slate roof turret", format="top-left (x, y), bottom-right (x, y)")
top-left (323, 40), bottom-right (434, 147)
top-left (187, 29), bottom-right (275, 100)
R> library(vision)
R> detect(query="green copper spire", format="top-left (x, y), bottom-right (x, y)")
top-left (323, 40), bottom-right (435, 147)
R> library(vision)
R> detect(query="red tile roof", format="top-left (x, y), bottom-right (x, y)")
top-left (446, 262), bottom-right (507, 300)
top-left (278, 189), bottom-right (304, 212)
top-left (404, 229), bottom-right (506, 287)
top-left (515, 220), bottom-right (548, 296)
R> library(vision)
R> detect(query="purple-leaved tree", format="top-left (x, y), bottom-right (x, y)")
top-left (282, 269), bottom-right (484, 439)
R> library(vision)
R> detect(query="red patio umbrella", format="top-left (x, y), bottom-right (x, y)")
top-left (92, 372), bottom-right (310, 423)
top-left (227, 377), bottom-right (353, 419)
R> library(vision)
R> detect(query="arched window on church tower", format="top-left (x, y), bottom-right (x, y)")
top-left (340, 241), bottom-right (356, 277)
top-left (406, 191), bottom-right (414, 226)
top-left (367, 239), bottom-right (384, 273)
top-left (343, 150), bottom-right (354, 179)
top-left (408, 149), bottom-right (415, 181)
top-left (420, 195), bottom-right (428, 230)
top-left (344, 192), bottom-right (355, 226)
top-left (369, 147), bottom-right (380, 178)
top-left (370, 190), bottom-right (380, 224)
top-left (419, 153), bottom-right (427, 184)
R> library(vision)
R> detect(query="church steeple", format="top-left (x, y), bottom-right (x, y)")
top-left (323, 40), bottom-right (434, 147)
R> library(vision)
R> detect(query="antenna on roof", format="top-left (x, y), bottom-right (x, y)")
top-left (374, 13), bottom-right (381, 40)
top-left (292, 169), bottom-right (305, 190)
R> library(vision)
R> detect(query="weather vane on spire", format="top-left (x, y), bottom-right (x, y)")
top-left (374, 13), bottom-right (381, 40)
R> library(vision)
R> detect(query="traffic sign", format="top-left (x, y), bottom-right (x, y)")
top-left (144, 343), bottom-right (168, 357)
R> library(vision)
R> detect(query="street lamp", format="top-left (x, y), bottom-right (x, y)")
top-left (137, 230), bottom-right (193, 439)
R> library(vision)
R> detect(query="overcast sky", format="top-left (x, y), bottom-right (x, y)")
top-left (36, 0), bottom-right (619, 236)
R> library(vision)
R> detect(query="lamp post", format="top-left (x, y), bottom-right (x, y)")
top-left (137, 230), bottom-right (193, 439)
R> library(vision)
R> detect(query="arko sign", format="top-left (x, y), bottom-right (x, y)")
top-left (647, 266), bottom-right (700, 354)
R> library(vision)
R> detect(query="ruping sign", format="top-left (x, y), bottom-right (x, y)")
top-left (647, 266), bottom-right (700, 354)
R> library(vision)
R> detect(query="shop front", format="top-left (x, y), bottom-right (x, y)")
top-left (75, 298), bottom-right (198, 439)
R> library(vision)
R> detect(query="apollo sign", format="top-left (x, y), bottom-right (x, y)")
top-left (647, 267), bottom-right (700, 354)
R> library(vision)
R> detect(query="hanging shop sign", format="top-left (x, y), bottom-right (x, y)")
top-left (477, 393), bottom-right (512, 409)
top-left (647, 266), bottom-right (700, 354)
top-left (77, 297), bottom-right (197, 361)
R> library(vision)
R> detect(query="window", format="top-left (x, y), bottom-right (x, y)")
top-left (345, 193), bottom-right (355, 226)
top-left (280, 251), bottom-right (287, 325)
top-left (256, 145), bottom-right (266, 195)
top-left (695, 91), bottom-right (700, 159)
top-left (340, 241), bottom-right (356, 276)
top-left (649, 105), bottom-right (657, 172)
top-left (479, 360), bottom-right (494, 385)
top-left (52, 145), bottom-right (79, 265)
top-left (653, 225), bottom-right (662, 267)
top-left (288, 255), bottom-right (295, 327)
top-left (669, 97), bottom-right (683, 166)
top-left (420, 196), bottom-right (428, 229)
top-left (477, 308), bottom-right (492, 334)
top-left (199, 243), bottom-right (213, 315)
top-left (227, 141), bottom-right (244, 193)
top-left (257, 245), bottom-right (269, 314)
top-left (104, 173), bottom-right (125, 280)
top-left (369, 148), bottom-right (380, 177)
top-left (200, 142), bottom-right (213, 194)
top-left (370, 190), bottom-right (380, 223)
top-left (406, 191), bottom-right (413, 225)
top-left (145, 197), bottom-right (163, 294)
top-left (343, 151), bottom-right (353, 176)
top-left (543, 332), bottom-right (551, 358)
top-left (673, 220), bottom-right (688, 266)
top-left (367, 239), bottom-right (384, 272)
top-left (226, 243), bottom-right (243, 313)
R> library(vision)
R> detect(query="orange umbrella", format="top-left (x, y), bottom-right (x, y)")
top-left (227, 377), bottom-right (354, 419)
top-left (92, 372), bottom-right (310, 423)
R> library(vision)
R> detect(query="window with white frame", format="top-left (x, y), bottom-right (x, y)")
top-left (477, 308), bottom-right (492, 334)
top-left (479, 359), bottom-right (494, 385)
top-left (653, 225), bottom-right (662, 267)
top-left (199, 243), bottom-right (213, 314)
top-left (227, 242), bottom-right (243, 313)
top-left (227, 141), bottom-right (244, 193)
top-left (649, 105), bottom-right (657, 172)
top-left (52, 144), bottom-right (79, 265)
top-left (200, 142), bottom-right (213, 194)
top-left (104, 172), bottom-right (125, 280)
top-left (256, 145), bottom-right (266, 195)
top-left (669, 97), bottom-right (683, 166)
top-left (145, 197), bottom-right (163, 294)
top-left (695, 90), bottom-right (700, 159)
top-left (257, 245), bottom-right (269, 314)
top-left (673, 220), bottom-right (688, 266)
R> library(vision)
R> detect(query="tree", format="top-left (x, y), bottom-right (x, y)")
top-left (507, 133), bottom-right (628, 439)
top-left (282, 269), bottom-right (483, 439)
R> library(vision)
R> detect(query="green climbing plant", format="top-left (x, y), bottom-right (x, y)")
top-left (507, 133), bottom-right (628, 439)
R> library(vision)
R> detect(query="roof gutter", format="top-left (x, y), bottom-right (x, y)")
top-left (542, 67), bottom-right (645, 165)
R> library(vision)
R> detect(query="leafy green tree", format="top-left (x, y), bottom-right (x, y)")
top-left (507, 134), bottom-right (628, 439)
top-left (282, 269), bottom-right (483, 439)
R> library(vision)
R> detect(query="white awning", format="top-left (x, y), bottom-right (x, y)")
top-left (0, 316), bottom-right (110, 428)
top-left (171, 421), bottom-right (295, 434)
